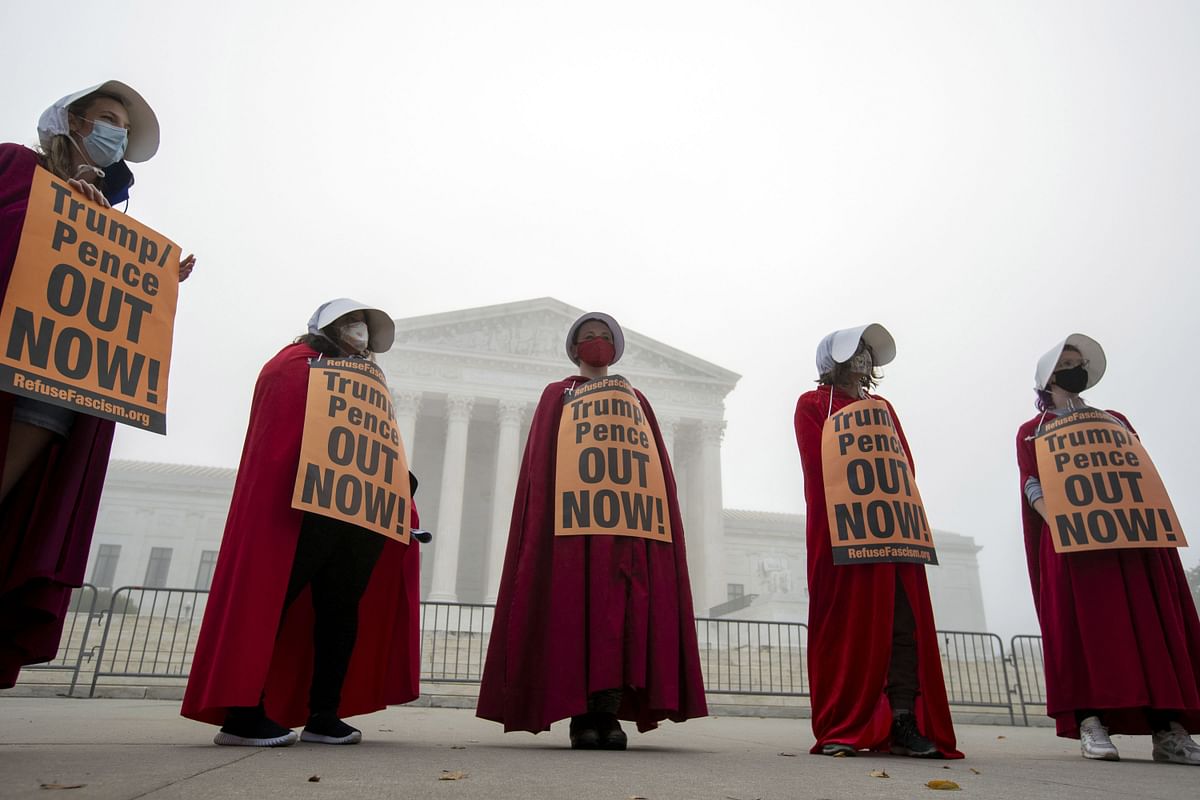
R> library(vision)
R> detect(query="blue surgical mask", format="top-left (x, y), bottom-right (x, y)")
top-left (80, 120), bottom-right (128, 167)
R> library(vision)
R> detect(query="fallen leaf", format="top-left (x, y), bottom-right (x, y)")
top-left (307, 776), bottom-right (320, 783)
top-left (450, 745), bottom-right (467, 750)
top-left (996, 735), bottom-right (1006, 740)
top-left (869, 770), bottom-right (889, 779)
top-left (439, 771), bottom-right (468, 781)
top-left (39, 786), bottom-right (86, 791)
top-left (629, 796), bottom-right (648, 799)
top-left (942, 765), bottom-right (951, 769)
top-left (926, 780), bottom-right (961, 791)
top-left (377, 728), bottom-right (394, 733)
top-left (969, 768), bottom-right (981, 775)
top-left (777, 752), bottom-right (796, 757)
top-left (833, 751), bottom-right (848, 758)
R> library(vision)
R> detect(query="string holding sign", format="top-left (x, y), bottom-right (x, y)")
top-left (554, 375), bottom-right (672, 542)
top-left (0, 167), bottom-right (180, 433)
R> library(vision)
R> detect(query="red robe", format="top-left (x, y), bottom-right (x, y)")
top-left (476, 376), bottom-right (708, 733)
top-left (795, 385), bottom-right (962, 757)
top-left (1017, 410), bottom-right (1200, 737)
top-left (181, 343), bottom-right (420, 727)
top-left (0, 144), bottom-right (115, 688)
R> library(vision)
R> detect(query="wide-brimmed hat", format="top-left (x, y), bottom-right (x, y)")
top-left (815, 323), bottom-right (896, 374)
top-left (307, 298), bottom-right (395, 353)
top-left (37, 80), bottom-right (160, 162)
top-left (1035, 333), bottom-right (1106, 391)
top-left (565, 311), bottom-right (625, 365)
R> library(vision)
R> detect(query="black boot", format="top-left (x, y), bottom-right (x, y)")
top-left (595, 713), bottom-right (627, 751)
top-left (890, 712), bottom-right (938, 757)
top-left (569, 714), bottom-right (600, 749)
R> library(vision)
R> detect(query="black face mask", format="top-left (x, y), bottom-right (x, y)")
top-left (1053, 365), bottom-right (1088, 394)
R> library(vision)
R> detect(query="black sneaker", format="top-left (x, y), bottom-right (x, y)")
top-left (214, 708), bottom-right (298, 747)
top-left (569, 714), bottom-right (600, 749)
top-left (595, 713), bottom-right (627, 751)
top-left (890, 713), bottom-right (939, 758)
top-left (820, 742), bottom-right (857, 757)
top-left (301, 714), bottom-right (363, 745)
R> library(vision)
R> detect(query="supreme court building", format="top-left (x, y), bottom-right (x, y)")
top-left (84, 298), bottom-right (988, 630)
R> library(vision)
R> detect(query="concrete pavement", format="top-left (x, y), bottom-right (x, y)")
top-left (1, 698), bottom-right (1196, 800)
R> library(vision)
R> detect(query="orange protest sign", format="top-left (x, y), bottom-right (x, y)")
top-left (0, 167), bottom-right (179, 433)
top-left (820, 399), bottom-right (937, 565)
top-left (291, 358), bottom-right (412, 544)
top-left (1034, 409), bottom-right (1185, 554)
top-left (554, 375), bottom-right (672, 542)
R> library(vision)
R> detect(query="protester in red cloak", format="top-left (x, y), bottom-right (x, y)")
top-left (1, 81), bottom-right (194, 688)
top-left (1017, 334), bottom-right (1200, 765)
top-left (794, 324), bottom-right (961, 759)
top-left (182, 299), bottom-right (420, 747)
top-left (477, 312), bottom-right (707, 749)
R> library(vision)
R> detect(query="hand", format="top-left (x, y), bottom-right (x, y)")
top-left (1032, 497), bottom-right (1049, 523)
top-left (67, 179), bottom-right (110, 208)
top-left (178, 253), bottom-right (196, 283)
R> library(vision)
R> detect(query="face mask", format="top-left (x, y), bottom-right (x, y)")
top-left (847, 349), bottom-right (873, 374)
top-left (78, 120), bottom-right (128, 168)
top-left (337, 321), bottom-right (370, 353)
top-left (1053, 365), bottom-right (1088, 394)
top-left (577, 338), bottom-right (615, 368)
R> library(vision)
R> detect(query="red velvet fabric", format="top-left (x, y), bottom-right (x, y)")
top-left (1017, 410), bottom-right (1200, 737)
top-left (795, 385), bottom-right (962, 757)
top-left (476, 376), bottom-right (707, 733)
top-left (181, 343), bottom-right (420, 727)
top-left (0, 144), bottom-right (115, 688)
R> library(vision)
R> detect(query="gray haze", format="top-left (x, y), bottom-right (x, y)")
top-left (3, 1), bottom-right (1198, 638)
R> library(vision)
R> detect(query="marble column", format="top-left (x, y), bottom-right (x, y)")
top-left (658, 416), bottom-right (678, 468)
top-left (392, 391), bottom-right (422, 465)
top-left (484, 399), bottom-right (526, 604)
top-left (427, 394), bottom-right (474, 603)
top-left (696, 420), bottom-right (728, 615)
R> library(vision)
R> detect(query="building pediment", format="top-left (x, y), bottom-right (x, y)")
top-left (390, 297), bottom-right (740, 390)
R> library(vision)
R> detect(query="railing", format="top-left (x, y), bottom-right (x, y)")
top-left (19, 583), bottom-right (100, 696)
top-left (695, 616), bottom-right (807, 696)
top-left (936, 631), bottom-right (1015, 724)
top-left (11, 587), bottom-right (1052, 727)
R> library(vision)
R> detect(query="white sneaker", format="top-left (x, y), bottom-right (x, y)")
top-left (1079, 716), bottom-right (1119, 761)
top-left (1152, 722), bottom-right (1200, 766)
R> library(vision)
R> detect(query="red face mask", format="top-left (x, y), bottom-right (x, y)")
top-left (576, 338), bottom-right (615, 368)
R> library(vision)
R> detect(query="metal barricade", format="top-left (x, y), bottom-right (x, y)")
top-left (694, 617), bottom-right (808, 696)
top-left (936, 630), bottom-right (1016, 723)
top-left (88, 586), bottom-right (207, 697)
top-left (1009, 634), bottom-right (1046, 726)
top-left (420, 602), bottom-right (495, 682)
top-left (19, 583), bottom-right (100, 697)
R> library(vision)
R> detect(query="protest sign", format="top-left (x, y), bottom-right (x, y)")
top-left (554, 375), bottom-right (672, 542)
top-left (821, 398), bottom-right (937, 565)
top-left (0, 167), bottom-right (179, 433)
top-left (1034, 409), bottom-right (1185, 554)
top-left (292, 358), bottom-right (411, 543)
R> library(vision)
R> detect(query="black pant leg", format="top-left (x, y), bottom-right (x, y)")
top-left (306, 518), bottom-right (386, 716)
top-left (886, 580), bottom-right (920, 713)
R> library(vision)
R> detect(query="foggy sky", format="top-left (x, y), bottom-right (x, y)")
top-left (3, 1), bottom-right (1198, 637)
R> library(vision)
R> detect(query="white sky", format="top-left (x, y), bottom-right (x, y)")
top-left (3, 1), bottom-right (1198, 638)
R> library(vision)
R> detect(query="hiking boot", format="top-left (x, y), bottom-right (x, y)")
top-left (820, 742), bottom-right (857, 757)
top-left (1152, 722), bottom-right (1200, 765)
top-left (301, 714), bottom-right (363, 745)
top-left (890, 712), bottom-right (939, 757)
top-left (214, 707), bottom-right (297, 747)
top-left (1079, 716), bottom-right (1119, 761)
top-left (595, 713), bottom-right (628, 751)
top-left (569, 714), bottom-right (600, 749)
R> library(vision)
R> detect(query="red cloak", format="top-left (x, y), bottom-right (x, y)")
top-left (0, 144), bottom-right (115, 688)
top-left (476, 376), bottom-right (708, 733)
top-left (1017, 410), bottom-right (1200, 737)
top-left (795, 385), bottom-right (962, 757)
top-left (181, 343), bottom-right (420, 727)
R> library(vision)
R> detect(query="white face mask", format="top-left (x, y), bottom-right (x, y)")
top-left (337, 321), bottom-right (370, 353)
